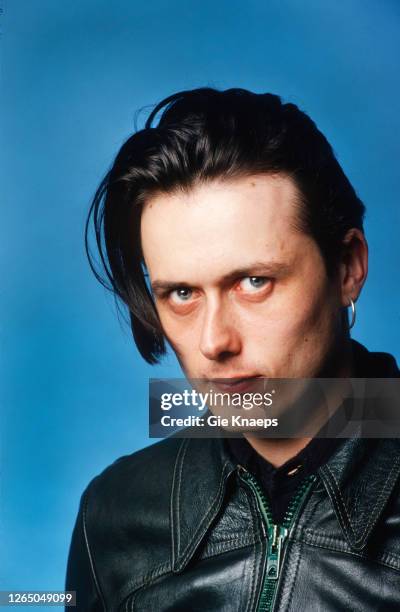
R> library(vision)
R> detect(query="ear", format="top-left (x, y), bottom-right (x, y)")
top-left (339, 229), bottom-right (368, 307)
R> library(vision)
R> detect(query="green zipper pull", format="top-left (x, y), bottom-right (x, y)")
top-left (266, 524), bottom-right (288, 580)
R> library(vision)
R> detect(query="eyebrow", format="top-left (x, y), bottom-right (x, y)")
top-left (150, 261), bottom-right (291, 294)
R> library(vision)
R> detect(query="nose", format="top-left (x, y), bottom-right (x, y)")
top-left (199, 301), bottom-right (241, 361)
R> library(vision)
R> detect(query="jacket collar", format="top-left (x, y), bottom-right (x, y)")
top-left (319, 437), bottom-right (400, 551)
top-left (170, 437), bottom-right (236, 573)
top-left (170, 435), bottom-right (400, 570)
top-left (318, 340), bottom-right (400, 551)
top-left (171, 344), bottom-right (400, 565)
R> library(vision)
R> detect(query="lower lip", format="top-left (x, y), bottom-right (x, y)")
top-left (209, 377), bottom-right (263, 393)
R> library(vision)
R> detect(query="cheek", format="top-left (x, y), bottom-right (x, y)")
top-left (244, 285), bottom-right (338, 367)
top-left (242, 286), bottom-right (331, 337)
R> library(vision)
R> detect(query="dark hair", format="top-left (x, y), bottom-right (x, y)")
top-left (85, 87), bottom-right (365, 364)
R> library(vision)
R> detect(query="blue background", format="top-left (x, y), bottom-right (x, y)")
top-left (2, 0), bottom-right (399, 599)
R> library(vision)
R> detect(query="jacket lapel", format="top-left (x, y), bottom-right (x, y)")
top-left (319, 437), bottom-right (400, 550)
top-left (170, 437), bottom-right (236, 573)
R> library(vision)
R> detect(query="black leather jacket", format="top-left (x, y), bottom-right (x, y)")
top-left (66, 347), bottom-right (400, 611)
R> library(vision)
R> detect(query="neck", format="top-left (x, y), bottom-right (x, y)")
top-left (244, 339), bottom-right (354, 467)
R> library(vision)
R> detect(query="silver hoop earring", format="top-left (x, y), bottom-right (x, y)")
top-left (348, 298), bottom-right (356, 330)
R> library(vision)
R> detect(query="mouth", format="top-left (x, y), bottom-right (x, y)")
top-left (207, 375), bottom-right (263, 393)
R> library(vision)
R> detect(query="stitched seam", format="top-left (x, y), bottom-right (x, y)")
top-left (124, 591), bottom-right (137, 612)
top-left (210, 535), bottom-right (254, 545)
top-left (179, 459), bottom-right (231, 566)
top-left (238, 486), bottom-right (263, 612)
top-left (300, 539), bottom-right (400, 573)
top-left (213, 534), bottom-right (255, 545)
top-left (82, 490), bottom-right (107, 611)
top-left (123, 544), bottom-right (277, 612)
top-left (326, 455), bottom-right (400, 545)
top-left (301, 491), bottom-right (321, 526)
top-left (250, 539), bottom-right (264, 612)
top-left (246, 539), bottom-right (258, 612)
top-left (286, 541), bottom-right (302, 611)
top-left (380, 550), bottom-right (400, 568)
top-left (176, 438), bottom-right (190, 559)
top-left (179, 458), bottom-right (230, 564)
top-left (324, 465), bottom-right (355, 532)
top-left (130, 587), bottom-right (141, 612)
top-left (129, 588), bottom-right (140, 612)
top-left (117, 560), bottom-right (172, 606)
top-left (300, 532), bottom-right (352, 553)
top-left (322, 469), bottom-right (356, 540)
top-left (202, 536), bottom-right (257, 559)
top-left (288, 490), bottom-right (322, 545)
top-left (301, 530), bottom-right (400, 568)
top-left (302, 531), bottom-right (349, 546)
top-left (356, 454), bottom-right (400, 542)
top-left (170, 438), bottom-right (189, 566)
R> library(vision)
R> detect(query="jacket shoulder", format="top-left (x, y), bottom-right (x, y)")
top-left (87, 436), bottom-right (183, 507)
top-left (78, 437), bottom-right (185, 607)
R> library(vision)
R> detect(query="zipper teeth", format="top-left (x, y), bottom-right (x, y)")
top-left (281, 474), bottom-right (316, 528)
top-left (245, 477), bottom-right (274, 525)
top-left (242, 470), bottom-right (315, 528)
top-left (240, 469), bottom-right (316, 612)
top-left (258, 580), bottom-right (275, 612)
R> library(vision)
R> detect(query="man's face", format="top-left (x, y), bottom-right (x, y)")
top-left (141, 174), bottom-right (345, 382)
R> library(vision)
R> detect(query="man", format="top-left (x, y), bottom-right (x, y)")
top-left (66, 88), bottom-right (400, 610)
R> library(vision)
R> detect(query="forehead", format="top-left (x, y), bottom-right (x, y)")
top-left (140, 174), bottom-right (308, 281)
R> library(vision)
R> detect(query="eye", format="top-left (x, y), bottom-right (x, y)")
top-left (237, 276), bottom-right (271, 292)
top-left (169, 287), bottom-right (194, 304)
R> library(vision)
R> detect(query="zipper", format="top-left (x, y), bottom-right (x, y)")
top-left (238, 466), bottom-right (316, 612)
